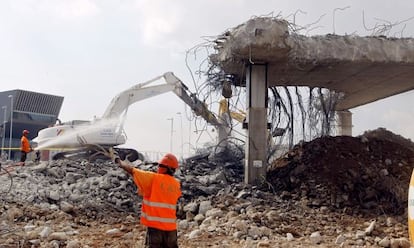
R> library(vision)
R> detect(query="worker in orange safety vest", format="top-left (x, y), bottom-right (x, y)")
top-left (115, 153), bottom-right (182, 248)
top-left (20, 129), bottom-right (33, 165)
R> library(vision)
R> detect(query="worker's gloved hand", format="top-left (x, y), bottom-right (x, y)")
top-left (108, 148), bottom-right (120, 164)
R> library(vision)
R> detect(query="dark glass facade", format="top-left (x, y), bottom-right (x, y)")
top-left (0, 89), bottom-right (63, 159)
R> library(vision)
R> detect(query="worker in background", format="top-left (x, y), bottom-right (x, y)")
top-left (20, 129), bottom-right (32, 166)
top-left (34, 150), bottom-right (41, 163)
top-left (114, 153), bottom-right (181, 248)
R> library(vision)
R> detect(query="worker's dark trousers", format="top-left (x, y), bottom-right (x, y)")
top-left (20, 151), bottom-right (27, 163)
top-left (145, 227), bottom-right (178, 248)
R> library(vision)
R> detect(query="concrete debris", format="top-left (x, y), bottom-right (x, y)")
top-left (0, 128), bottom-right (413, 247)
top-left (267, 128), bottom-right (414, 215)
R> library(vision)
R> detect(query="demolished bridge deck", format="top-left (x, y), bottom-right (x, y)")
top-left (210, 17), bottom-right (414, 110)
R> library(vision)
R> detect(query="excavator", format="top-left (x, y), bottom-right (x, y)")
top-left (33, 72), bottom-right (225, 162)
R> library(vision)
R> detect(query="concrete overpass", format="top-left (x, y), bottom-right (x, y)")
top-left (209, 17), bottom-right (414, 184)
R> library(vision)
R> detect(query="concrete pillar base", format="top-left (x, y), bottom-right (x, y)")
top-left (337, 110), bottom-right (353, 136)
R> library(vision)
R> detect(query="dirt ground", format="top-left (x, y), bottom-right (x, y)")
top-left (0, 199), bottom-right (410, 248)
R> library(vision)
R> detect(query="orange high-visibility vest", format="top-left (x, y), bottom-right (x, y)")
top-left (140, 174), bottom-right (181, 231)
top-left (20, 136), bottom-right (31, 153)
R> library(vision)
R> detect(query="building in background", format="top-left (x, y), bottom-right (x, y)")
top-left (0, 90), bottom-right (63, 160)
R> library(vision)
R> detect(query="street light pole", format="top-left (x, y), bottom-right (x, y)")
top-left (167, 118), bottom-right (174, 152)
top-left (1, 106), bottom-right (6, 159)
top-left (8, 95), bottom-right (13, 160)
top-left (176, 112), bottom-right (183, 159)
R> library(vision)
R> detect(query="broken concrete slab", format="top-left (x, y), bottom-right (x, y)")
top-left (210, 17), bottom-right (414, 110)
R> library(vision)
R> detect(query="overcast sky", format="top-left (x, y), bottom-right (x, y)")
top-left (1, 0), bottom-right (413, 158)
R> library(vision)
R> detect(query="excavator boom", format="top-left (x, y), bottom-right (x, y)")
top-left (102, 72), bottom-right (221, 126)
top-left (103, 73), bottom-right (180, 119)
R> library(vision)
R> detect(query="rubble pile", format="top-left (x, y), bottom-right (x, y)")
top-left (179, 145), bottom-right (245, 201)
top-left (267, 128), bottom-right (414, 215)
top-left (3, 160), bottom-right (142, 216)
top-left (0, 128), bottom-right (413, 247)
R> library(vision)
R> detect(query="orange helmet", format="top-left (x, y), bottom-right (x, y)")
top-left (158, 153), bottom-right (179, 169)
top-left (23, 130), bottom-right (29, 135)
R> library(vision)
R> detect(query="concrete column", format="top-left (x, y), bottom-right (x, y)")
top-left (217, 117), bottom-right (230, 150)
top-left (216, 99), bottom-right (231, 150)
top-left (337, 110), bottom-right (353, 136)
top-left (245, 64), bottom-right (268, 184)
